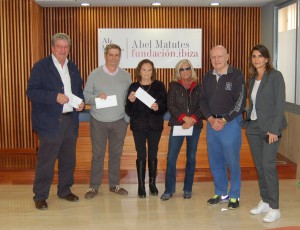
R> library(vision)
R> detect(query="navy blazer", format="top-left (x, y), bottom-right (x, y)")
top-left (27, 55), bottom-right (84, 136)
top-left (244, 69), bottom-right (287, 135)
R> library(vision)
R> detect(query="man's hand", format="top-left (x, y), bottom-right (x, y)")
top-left (76, 102), bottom-right (85, 111)
top-left (57, 93), bottom-right (69, 105)
top-left (208, 116), bottom-right (226, 131)
top-left (99, 93), bottom-right (107, 99)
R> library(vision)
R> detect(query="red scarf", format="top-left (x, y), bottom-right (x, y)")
top-left (179, 79), bottom-right (195, 90)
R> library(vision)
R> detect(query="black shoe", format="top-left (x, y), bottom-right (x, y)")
top-left (228, 198), bottom-right (240, 209)
top-left (85, 188), bottom-right (98, 200)
top-left (59, 192), bottom-right (79, 202)
top-left (35, 200), bottom-right (48, 210)
top-left (207, 194), bottom-right (229, 205)
top-left (149, 183), bottom-right (158, 196)
top-left (138, 185), bottom-right (146, 198)
top-left (148, 159), bottom-right (159, 196)
top-left (183, 191), bottom-right (192, 199)
top-left (160, 193), bottom-right (173, 201)
top-left (136, 159), bottom-right (146, 198)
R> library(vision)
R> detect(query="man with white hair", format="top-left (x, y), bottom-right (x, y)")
top-left (200, 45), bottom-right (246, 209)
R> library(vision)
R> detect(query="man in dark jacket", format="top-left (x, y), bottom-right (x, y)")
top-left (200, 45), bottom-right (246, 209)
top-left (27, 33), bottom-right (84, 210)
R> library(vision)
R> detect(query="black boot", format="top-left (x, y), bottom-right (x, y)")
top-left (148, 159), bottom-right (159, 195)
top-left (136, 159), bottom-right (146, 198)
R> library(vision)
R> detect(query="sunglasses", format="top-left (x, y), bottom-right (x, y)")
top-left (179, 67), bottom-right (191, 72)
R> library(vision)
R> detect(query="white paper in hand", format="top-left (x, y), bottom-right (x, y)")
top-left (172, 126), bottom-right (194, 136)
top-left (67, 94), bottom-right (83, 109)
top-left (135, 87), bottom-right (156, 108)
top-left (95, 95), bottom-right (118, 109)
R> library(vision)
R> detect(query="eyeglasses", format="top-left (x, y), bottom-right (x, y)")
top-left (179, 67), bottom-right (191, 72)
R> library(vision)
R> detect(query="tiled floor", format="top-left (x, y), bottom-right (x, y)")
top-left (1, 180), bottom-right (300, 230)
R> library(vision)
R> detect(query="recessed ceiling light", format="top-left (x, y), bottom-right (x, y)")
top-left (210, 2), bottom-right (220, 6)
top-left (151, 2), bottom-right (162, 6)
top-left (81, 2), bottom-right (90, 6)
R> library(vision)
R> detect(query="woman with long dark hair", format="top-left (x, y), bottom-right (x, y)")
top-left (243, 44), bottom-right (287, 223)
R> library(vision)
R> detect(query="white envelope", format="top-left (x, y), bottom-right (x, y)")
top-left (67, 94), bottom-right (83, 109)
top-left (95, 95), bottom-right (118, 109)
top-left (135, 87), bottom-right (156, 108)
top-left (172, 126), bottom-right (194, 136)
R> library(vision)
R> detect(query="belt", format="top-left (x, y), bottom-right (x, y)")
top-left (62, 112), bottom-right (73, 116)
top-left (212, 114), bottom-right (225, 118)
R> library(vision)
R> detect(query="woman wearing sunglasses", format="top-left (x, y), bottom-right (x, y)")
top-left (161, 59), bottom-right (203, 200)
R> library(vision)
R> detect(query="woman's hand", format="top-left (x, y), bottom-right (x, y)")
top-left (151, 102), bottom-right (159, 111)
top-left (267, 132), bottom-right (280, 144)
top-left (183, 116), bottom-right (195, 127)
top-left (128, 91), bottom-right (136, 102)
top-left (182, 122), bottom-right (192, 129)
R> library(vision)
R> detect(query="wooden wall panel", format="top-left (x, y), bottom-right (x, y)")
top-left (43, 6), bottom-right (261, 88)
top-left (0, 0), bottom-right (43, 151)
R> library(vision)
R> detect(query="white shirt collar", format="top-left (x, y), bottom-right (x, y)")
top-left (103, 65), bottom-right (119, 76)
top-left (212, 68), bottom-right (228, 76)
top-left (51, 53), bottom-right (68, 67)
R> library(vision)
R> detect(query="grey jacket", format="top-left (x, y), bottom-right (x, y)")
top-left (242, 69), bottom-right (287, 135)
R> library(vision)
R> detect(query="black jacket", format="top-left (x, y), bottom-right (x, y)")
top-left (125, 80), bottom-right (167, 132)
top-left (200, 66), bottom-right (246, 122)
top-left (168, 81), bottom-right (203, 129)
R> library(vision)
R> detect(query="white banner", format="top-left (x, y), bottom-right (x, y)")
top-left (98, 29), bottom-right (202, 68)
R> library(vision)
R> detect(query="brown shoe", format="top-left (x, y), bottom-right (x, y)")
top-left (35, 200), bottom-right (48, 210)
top-left (85, 188), bottom-right (98, 200)
top-left (59, 192), bottom-right (79, 202)
top-left (109, 185), bottom-right (128, 195)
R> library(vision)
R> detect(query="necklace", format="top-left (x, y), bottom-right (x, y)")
top-left (140, 82), bottom-right (152, 92)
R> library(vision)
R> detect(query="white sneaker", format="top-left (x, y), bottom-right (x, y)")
top-left (263, 209), bottom-right (281, 223)
top-left (250, 200), bottom-right (271, 215)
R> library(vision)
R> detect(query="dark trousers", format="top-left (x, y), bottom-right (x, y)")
top-left (89, 117), bottom-right (128, 189)
top-left (132, 130), bottom-right (162, 161)
top-left (33, 114), bottom-right (77, 201)
top-left (246, 120), bottom-right (280, 209)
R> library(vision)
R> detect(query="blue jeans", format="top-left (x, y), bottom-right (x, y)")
top-left (206, 115), bottom-right (242, 199)
top-left (164, 127), bottom-right (201, 194)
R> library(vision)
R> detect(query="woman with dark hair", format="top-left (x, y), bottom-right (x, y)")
top-left (160, 59), bottom-right (203, 201)
top-left (125, 59), bottom-right (167, 198)
top-left (242, 44), bottom-right (287, 223)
